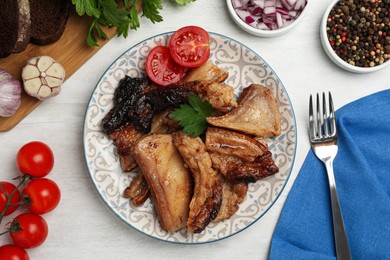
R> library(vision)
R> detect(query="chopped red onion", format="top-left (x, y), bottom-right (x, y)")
top-left (232, 0), bottom-right (243, 8)
top-left (287, 0), bottom-right (297, 7)
top-left (253, 0), bottom-right (265, 9)
top-left (231, 0), bottom-right (307, 31)
top-left (294, 0), bottom-right (306, 10)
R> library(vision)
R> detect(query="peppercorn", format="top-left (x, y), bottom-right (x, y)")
top-left (326, 0), bottom-right (390, 67)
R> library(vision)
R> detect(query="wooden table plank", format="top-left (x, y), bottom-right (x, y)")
top-left (0, 5), bottom-right (123, 132)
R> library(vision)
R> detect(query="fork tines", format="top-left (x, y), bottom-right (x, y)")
top-left (309, 92), bottom-right (337, 141)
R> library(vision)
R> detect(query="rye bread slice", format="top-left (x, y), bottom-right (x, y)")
top-left (0, 0), bottom-right (31, 56)
top-left (29, 0), bottom-right (70, 45)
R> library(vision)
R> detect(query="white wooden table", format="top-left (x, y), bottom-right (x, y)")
top-left (1, 1), bottom-right (388, 259)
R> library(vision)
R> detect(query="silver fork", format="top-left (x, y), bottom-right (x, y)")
top-left (309, 92), bottom-right (351, 260)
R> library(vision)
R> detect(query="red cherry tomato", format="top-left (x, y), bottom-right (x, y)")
top-left (169, 26), bottom-right (210, 68)
top-left (0, 244), bottom-right (30, 260)
top-left (10, 213), bottom-right (48, 249)
top-left (22, 178), bottom-right (61, 215)
top-left (0, 181), bottom-right (21, 216)
top-left (16, 141), bottom-right (54, 178)
top-left (145, 45), bottom-right (185, 86)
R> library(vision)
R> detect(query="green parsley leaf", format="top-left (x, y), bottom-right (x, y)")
top-left (95, 21), bottom-right (108, 39)
top-left (100, 0), bottom-right (130, 27)
top-left (87, 19), bottom-right (99, 47)
top-left (72, 0), bottom-right (100, 17)
top-left (171, 94), bottom-right (212, 137)
top-left (128, 6), bottom-right (140, 30)
top-left (142, 0), bottom-right (163, 24)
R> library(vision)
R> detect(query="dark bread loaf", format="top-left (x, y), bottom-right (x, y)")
top-left (29, 0), bottom-right (70, 45)
top-left (0, 0), bottom-right (31, 56)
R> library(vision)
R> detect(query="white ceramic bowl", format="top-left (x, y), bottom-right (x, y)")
top-left (226, 0), bottom-right (311, 37)
top-left (320, 0), bottom-right (390, 73)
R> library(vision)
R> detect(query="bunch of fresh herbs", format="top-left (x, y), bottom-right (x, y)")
top-left (71, 0), bottom-right (196, 46)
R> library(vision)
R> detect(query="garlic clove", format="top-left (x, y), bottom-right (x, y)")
top-left (22, 56), bottom-right (65, 101)
top-left (45, 76), bottom-right (63, 88)
top-left (21, 65), bottom-right (40, 80)
top-left (46, 63), bottom-right (65, 80)
top-left (37, 56), bottom-right (55, 72)
top-left (36, 85), bottom-right (52, 99)
top-left (25, 78), bottom-right (42, 93)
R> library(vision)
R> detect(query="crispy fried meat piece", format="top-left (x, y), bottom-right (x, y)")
top-left (123, 170), bottom-right (150, 207)
top-left (113, 76), bottom-right (151, 105)
top-left (181, 60), bottom-right (229, 83)
top-left (210, 152), bottom-right (279, 183)
top-left (122, 110), bottom-right (181, 204)
top-left (206, 127), bottom-right (265, 162)
top-left (206, 127), bottom-right (279, 183)
top-left (110, 124), bottom-right (143, 172)
top-left (129, 86), bottom-right (194, 133)
top-left (132, 134), bottom-right (192, 232)
top-left (150, 109), bottom-right (180, 134)
top-left (190, 81), bottom-right (237, 113)
top-left (101, 76), bottom-right (152, 134)
top-left (213, 179), bottom-right (248, 222)
top-left (207, 84), bottom-right (281, 137)
top-left (172, 131), bottom-right (222, 233)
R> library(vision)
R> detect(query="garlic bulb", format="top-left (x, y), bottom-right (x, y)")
top-left (22, 56), bottom-right (65, 101)
top-left (0, 69), bottom-right (22, 117)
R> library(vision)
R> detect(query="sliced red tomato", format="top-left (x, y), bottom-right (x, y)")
top-left (145, 45), bottom-right (185, 86)
top-left (22, 178), bottom-right (61, 215)
top-left (0, 244), bottom-right (30, 260)
top-left (169, 26), bottom-right (210, 68)
top-left (0, 181), bottom-right (21, 216)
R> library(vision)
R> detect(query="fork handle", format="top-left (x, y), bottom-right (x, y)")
top-left (325, 160), bottom-right (352, 260)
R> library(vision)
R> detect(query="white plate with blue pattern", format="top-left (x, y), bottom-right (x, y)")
top-left (83, 32), bottom-right (297, 244)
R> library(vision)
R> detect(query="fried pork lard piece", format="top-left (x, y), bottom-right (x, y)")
top-left (123, 170), bottom-right (150, 207)
top-left (190, 81), bottom-right (237, 113)
top-left (172, 131), bottom-right (222, 233)
top-left (132, 134), bottom-right (192, 232)
top-left (150, 109), bottom-right (180, 134)
top-left (206, 127), bottom-right (265, 162)
top-left (205, 127), bottom-right (279, 183)
top-left (101, 77), bottom-right (152, 135)
top-left (181, 60), bottom-right (229, 83)
top-left (209, 152), bottom-right (279, 183)
top-left (110, 124), bottom-right (143, 172)
top-left (129, 86), bottom-right (194, 133)
top-left (207, 84), bottom-right (281, 137)
top-left (213, 179), bottom-right (248, 222)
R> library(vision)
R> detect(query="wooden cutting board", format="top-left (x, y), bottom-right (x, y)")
top-left (0, 3), bottom-right (140, 132)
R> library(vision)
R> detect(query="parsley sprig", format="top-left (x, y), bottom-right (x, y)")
top-left (72, 0), bottom-right (196, 47)
top-left (171, 94), bottom-right (212, 137)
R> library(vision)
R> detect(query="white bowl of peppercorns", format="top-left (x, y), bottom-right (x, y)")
top-left (320, 0), bottom-right (390, 73)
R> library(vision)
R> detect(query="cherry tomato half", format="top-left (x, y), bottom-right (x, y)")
top-left (169, 26), bottom-right (210, 68)
top-left (16, 141), bottom-right (54, 178)
top-left (0, 244), bottom-right (30, 260)
top-left (0, 181), bottom-right (21, 216)
top-left (22, 178), bottom-right (61, 215)
top-left (145, 45), bottom-right (185, 86)
top-left (10, 213), bottom-right (48, 249)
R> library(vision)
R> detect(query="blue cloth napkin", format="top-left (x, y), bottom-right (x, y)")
top-left (269, 89), bottom-right (390, 260)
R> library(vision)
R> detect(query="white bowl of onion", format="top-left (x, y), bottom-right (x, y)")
top-left (227, 0), bottom-right (310, 37)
